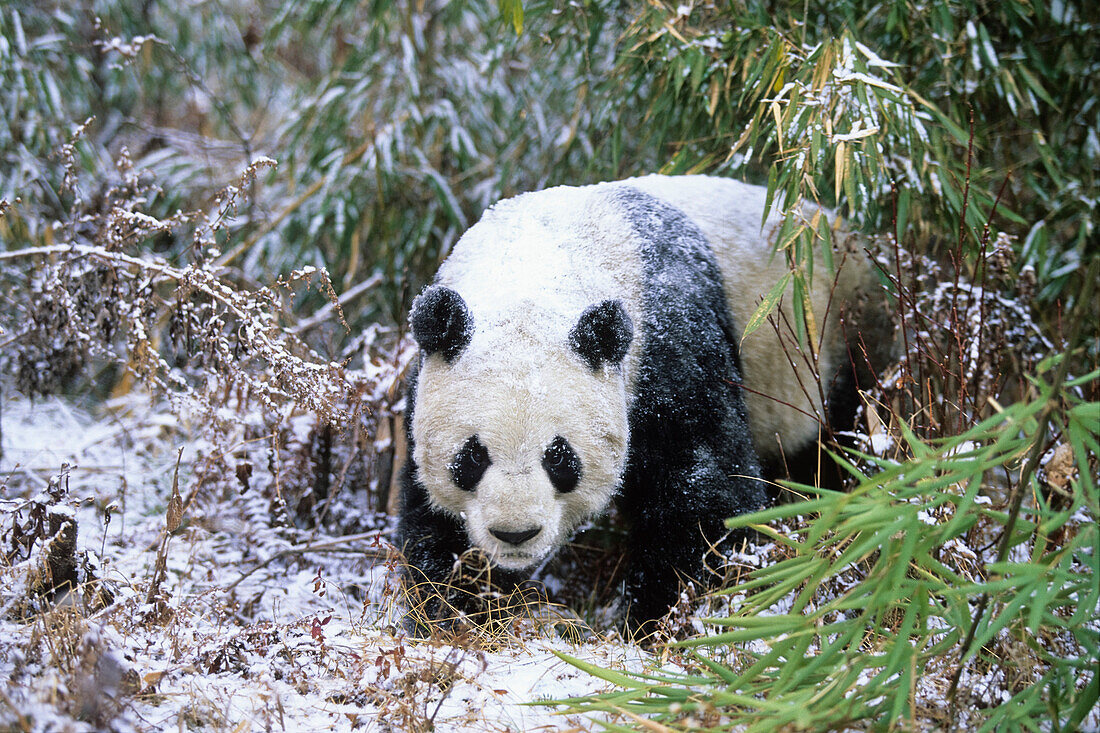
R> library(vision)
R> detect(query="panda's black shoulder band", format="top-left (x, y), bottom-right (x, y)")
top-left (410, 285), bottom-right (473, 362)
top-left (569, 299), bottom-right (633, 370)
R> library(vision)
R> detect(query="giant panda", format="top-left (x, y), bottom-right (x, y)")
top-left (397, 175), bottom-right (887, 630)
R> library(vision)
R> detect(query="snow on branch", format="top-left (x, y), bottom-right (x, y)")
top-left (0, 128), bottom-right (372, 429)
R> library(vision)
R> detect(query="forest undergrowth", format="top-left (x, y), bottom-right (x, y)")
top-left (0, 139), bottom-right (644, 731)
top-left (0, 120), bottom-right (1094, 733)
top-left (1, 1), bottom-right (1097, 731)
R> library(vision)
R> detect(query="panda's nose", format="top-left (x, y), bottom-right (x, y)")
top-left (489, 526), bottom-right (541, 546)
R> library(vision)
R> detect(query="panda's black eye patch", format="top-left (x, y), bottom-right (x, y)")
top-left (542, 436), bottom-right (582, 493)
top-left (449, 436), bottom-right (490, 492)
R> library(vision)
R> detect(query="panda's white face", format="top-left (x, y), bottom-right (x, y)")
top-left (412, 337), bottom-right (630, 570)
top-left (408, 280), bottom-right (636, 570)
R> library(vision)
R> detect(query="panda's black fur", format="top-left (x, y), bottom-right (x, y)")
top-left (396, 176), bottom-right (884, 633)
top-left (610, 189), bottom-right (765, 622)
top-left (407, 285), bottom-right (473, 363)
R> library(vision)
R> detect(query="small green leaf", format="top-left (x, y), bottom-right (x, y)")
top-left (896, 186), bottom-right (911, 240)
top-left (740, 271), bottom-right (790, 344)
top-left (550, 651), bottom-right (649, 689)
top-left (1017, 64), bottom-right (1057, 107)
top-left (497, 0), bottom-right (523, 35)
top-left (512, 0), bottom-right (523, 34)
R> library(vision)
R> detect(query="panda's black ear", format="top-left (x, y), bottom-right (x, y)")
top-left (410, 286), bottom-right (473, 362)
top-left (569, 300), bottom-right (633, 370)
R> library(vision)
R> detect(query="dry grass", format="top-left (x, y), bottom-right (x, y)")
top-left (0, 386), bottom-right (657, 731)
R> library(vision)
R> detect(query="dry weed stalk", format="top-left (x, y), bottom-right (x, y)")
top-left (0, 121), bottom-right (425, 729)
top-left (875, 235), bottom-right (1051, 442)
top-left (0, 123), bottom-right (369, 431)
top-left (0, 465), bottom-right (115, 617)
top-left (0, 119), bottom-right (414, 543)
top-left (142, 448), bottom-right (185, 621)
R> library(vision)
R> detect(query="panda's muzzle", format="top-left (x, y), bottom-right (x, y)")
top-left (489, 526), bottom-right (541, 546)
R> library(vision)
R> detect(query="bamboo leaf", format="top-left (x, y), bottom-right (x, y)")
top-left (550, 652), bottom-right (651, 690)
top-left (834, 139), bottom-right (846, 201)
top-left (740, 271), bottom-right (790, 344)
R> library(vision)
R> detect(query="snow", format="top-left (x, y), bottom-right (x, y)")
top-left (0, 394), bottom-right (653, 731)
top-left (869, 430), bottom-right (894, 455)
top-left (1, 377), bottom-right (1096, 730)
top-left (831, 120), bottom-right (880, 142)
top-left (831, 68), bottom-right (903, 94)
top-left (854, 41), bottom-right (900, 69)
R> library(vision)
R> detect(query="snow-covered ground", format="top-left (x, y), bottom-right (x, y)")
top-left (3, 391), bottom-right (1097, 731)
top-left (0, 394), bottom-right (651, 731)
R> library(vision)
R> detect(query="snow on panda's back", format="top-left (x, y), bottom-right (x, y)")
top-left (624, 175), bottom-right (878, 464)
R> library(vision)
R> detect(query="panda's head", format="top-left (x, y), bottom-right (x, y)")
top-left (409, 285), bottom-right (633, 571)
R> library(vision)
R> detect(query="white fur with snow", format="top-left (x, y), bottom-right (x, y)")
top-left (413, 175), bottom-right (875, 566)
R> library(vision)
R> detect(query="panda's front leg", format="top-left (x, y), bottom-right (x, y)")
top-left (397, 459), bottom-right (465, 589)
top-left (620, 446), bottom-right (761, 634)
top-left (396, 458), bottom-right (473, 626)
